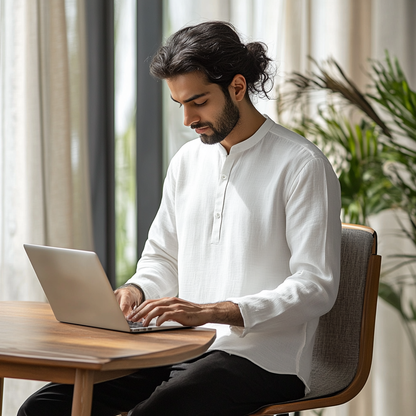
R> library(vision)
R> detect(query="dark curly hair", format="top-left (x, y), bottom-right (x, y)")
top-left (150, 21), bottom-right (275, 99)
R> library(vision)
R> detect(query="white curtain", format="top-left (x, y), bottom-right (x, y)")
top-left (163, 1), bottom-right (416, 416)
top-left (0, 0), bottom-right (92, 414)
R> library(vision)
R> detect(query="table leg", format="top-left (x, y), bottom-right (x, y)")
top-left (72, 369), bottom-right (94, 416)
top-left (0, 377), bottom-right (3, 416)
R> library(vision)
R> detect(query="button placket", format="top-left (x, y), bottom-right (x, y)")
top-left (211, 157), bottom-right (234, 244)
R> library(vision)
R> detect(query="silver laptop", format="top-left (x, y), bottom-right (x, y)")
top-left (23, 244), bottom-right (188, 333)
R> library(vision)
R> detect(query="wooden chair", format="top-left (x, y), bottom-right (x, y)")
top-left (250, 223), bottom-right (382, 415)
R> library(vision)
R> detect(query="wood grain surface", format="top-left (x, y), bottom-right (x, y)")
top-left (0, 301), bottom-right (216, 378)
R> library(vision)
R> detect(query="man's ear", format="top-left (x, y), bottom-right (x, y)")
top-left (229, 74), bottom-right (247, 102)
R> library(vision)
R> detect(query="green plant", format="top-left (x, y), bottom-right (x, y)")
top-left (281, 52), bottom-right (416, 361)
top-left (369, 55), bottom-right (416, 360)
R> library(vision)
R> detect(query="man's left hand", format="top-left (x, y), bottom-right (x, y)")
top-left (127, 297), bottom-right (244, 327)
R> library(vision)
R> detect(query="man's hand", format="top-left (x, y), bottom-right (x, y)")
top-left (114, 285), bottom-right (144, 317)
top-left (127, 297), bottom-right (244, 328)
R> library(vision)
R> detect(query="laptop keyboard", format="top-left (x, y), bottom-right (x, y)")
top-left (127, 320), bottom-right (144, 329)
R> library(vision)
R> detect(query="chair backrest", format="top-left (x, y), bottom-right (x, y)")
top-left (307, 224), bottom-right (379, 397)
top-left (251, 223), bottom-right (382, 415)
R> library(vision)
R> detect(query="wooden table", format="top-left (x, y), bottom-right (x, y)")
top-left (0, 301), bottom-right (216, 416)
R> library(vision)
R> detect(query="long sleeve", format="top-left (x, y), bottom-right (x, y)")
top-left (227, 157), bottom-right (341, 336)
top-left (126, 164), bottom-right (179, 300)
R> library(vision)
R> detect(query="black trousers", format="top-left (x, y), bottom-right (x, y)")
top-left (18, 351), bottom-right (304, 416)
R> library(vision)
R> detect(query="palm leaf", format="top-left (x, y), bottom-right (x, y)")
top-left (284, 57), bottom-right (392, 137)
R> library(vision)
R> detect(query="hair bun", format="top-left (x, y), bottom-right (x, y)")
top-left (150, 21), bottom-right (275, 99)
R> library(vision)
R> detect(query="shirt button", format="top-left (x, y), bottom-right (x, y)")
top-left (215, 213), bottom-right (221, 219)
top-left (221, 174), bottom-right (227, 180)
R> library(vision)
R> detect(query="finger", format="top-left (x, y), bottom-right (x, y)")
top-left (121, 300), bottom-right (135, 316)
top-left (143, 306), bottom-right (177, 326)
top-left (127, 298), bottom-right (173, 321)
top-left (142, 303), bottom-right (198, 327)
top-left (153, 310), bottom-right (185, 326)
top-left (115, 289), bottom-right (136, 316)
top-left (134, 307), bottom-right (173, 327)
top-left (128, 301), bottom-right (163, 323)
top-left (129, 300), bottom-right (180, 326)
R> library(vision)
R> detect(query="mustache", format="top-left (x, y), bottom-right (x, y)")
top-left (191, 122), bottom-right (213, 130)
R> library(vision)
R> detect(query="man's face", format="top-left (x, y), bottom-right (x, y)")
top-left (167, 72), bottom-right (240, 145)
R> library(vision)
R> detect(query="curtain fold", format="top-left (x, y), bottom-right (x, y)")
top-left (0, 0), bottom-right (92, 414)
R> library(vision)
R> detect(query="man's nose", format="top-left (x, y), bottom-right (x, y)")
top-left (183, 107), bottom-right (200, 127)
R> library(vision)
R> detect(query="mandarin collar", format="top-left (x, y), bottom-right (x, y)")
top-left (217, 115), bottom-right (274, 157)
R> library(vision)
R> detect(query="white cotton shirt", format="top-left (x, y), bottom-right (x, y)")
top-left (127, 116), bottom-right (341, 392)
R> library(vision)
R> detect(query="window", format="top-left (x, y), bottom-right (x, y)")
top-left (114, 0), bottom-right (137, 287)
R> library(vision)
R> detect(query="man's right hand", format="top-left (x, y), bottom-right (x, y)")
top-left (114, 285), bottom-right (144, 317)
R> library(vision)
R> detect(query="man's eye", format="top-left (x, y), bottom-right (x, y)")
top-left (194, 100), bottom-right (207, 107)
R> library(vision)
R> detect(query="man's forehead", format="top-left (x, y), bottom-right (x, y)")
top-left (168, 70), bottom-right (209, 85)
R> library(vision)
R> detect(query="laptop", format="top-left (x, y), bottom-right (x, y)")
top-left (23, 244), bottom-right (189, 333)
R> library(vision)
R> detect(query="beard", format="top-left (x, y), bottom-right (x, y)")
top-left (191, 92), bottom-right (240, 145)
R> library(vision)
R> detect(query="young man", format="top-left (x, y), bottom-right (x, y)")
top-left (19, 21), bottom-right (341, 416)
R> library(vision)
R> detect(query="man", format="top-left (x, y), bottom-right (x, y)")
top-left (19, 21), bottom-right (341, 416)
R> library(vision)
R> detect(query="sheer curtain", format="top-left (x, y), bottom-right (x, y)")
top-left (163, 1), bottom-right (416, 415)
top-left (0, 0), bottom-right (92, 414)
